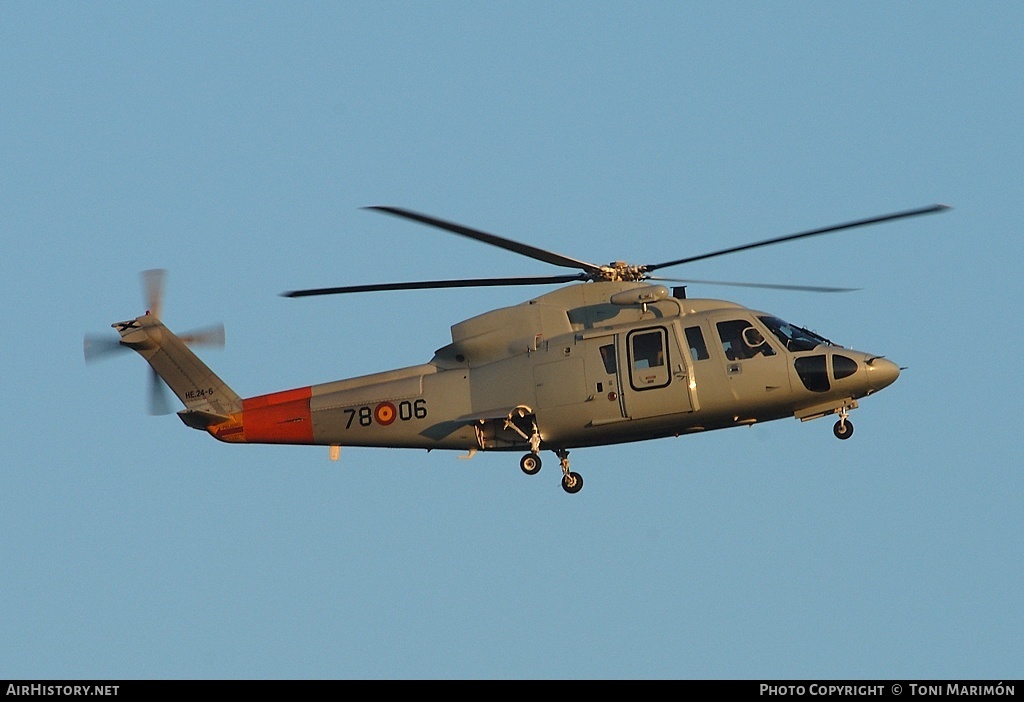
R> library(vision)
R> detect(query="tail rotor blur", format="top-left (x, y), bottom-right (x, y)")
top-left (143, 268), bottom-right (166, 319)
top-left (84, 270), bottom-right (225, 415)
top-left (148, 369), bottom-right (174, 415)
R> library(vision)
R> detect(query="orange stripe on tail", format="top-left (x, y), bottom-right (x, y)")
top-left (209, 386), bottom-right (314, 444)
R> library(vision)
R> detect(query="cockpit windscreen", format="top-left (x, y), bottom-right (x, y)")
top-left (758, 316), bottom-right (835, 352)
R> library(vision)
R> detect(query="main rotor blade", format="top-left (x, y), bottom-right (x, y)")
top-left (366, 206), bottom-right (605, 276)
top-left (283, 274), bottom-right (588, 298)
top-left (648, 276), bottom-right (859, 293)
top-left (645, 204), bottom-right (951, 272)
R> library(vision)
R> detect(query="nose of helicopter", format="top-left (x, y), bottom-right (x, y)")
top-left (866, 357), bottom-right (901, 391)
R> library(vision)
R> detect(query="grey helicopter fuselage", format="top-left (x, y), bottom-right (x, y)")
top-left (102, 203), bottom-right (944, 493)
top-left (183, 280), bottom-right (898, 453)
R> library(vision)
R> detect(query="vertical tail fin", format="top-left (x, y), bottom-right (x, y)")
top-left (114, 313), bottom-right (242, 426)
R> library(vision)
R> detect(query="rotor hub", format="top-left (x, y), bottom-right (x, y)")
top-left (596, 261), bottom-right (648, 282)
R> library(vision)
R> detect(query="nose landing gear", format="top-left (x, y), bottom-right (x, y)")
top-left (833, 407), bottom-right (854, 440)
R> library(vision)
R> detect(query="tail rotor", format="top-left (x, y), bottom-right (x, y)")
top-left (143, 268), bottom-right (166, 318)
top-left (84, 270), bottom-right (225, 415)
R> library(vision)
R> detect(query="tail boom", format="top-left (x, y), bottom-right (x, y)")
top-left (115, 313), bottom-right (318, 444)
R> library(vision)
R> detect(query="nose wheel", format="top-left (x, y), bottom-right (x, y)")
top-left (833, 419), bottom-right (854, 439)
top-left (833, 407), bottom-right (854, 440)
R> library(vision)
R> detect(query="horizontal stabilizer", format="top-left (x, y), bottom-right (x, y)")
top-left (178, 408), bottom-right (233, 430)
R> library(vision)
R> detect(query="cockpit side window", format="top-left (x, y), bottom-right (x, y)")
top-left (794, 355), bottom-right (830, 392)
top-left (758, 316), bottom-right (832, 352)
top-left (716, 319), bottom-right (776, 361)
top-left (833, 354), bottom-right (858, 380)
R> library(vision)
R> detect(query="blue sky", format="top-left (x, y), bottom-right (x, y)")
top-left (2, 2), bottom-right (1021, 679)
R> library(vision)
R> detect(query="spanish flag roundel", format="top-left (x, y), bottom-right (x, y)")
top-left (374, 401), bottom-right (397, 426)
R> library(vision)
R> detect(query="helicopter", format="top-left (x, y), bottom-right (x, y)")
top-left (86, 203), bottom-right (949, 493)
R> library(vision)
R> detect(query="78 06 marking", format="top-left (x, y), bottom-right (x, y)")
top-left (344, 399), bottom-right (427, 429)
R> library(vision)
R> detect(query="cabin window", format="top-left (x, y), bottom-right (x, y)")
top-left (685, 326), bottom-right (709, 361)
top-left (795, 355), bottom-right (830, 392)
top-left (833, 354), bottom-right (859, 380)
top-left (631, 330), bottom-right (665, 369)
top-left (599, 343), bottom-right (617, 375)
top-left (627, 328), bottom-right (671, 390)
top-left (716, 319), bottom-right (776, 361)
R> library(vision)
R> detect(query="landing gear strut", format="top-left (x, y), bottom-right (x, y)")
top-left (505, 407), bottom-right (583, 493)
top-left (506, 407), bottom-right (545, 476)
top-left (556, 449), bottom-right (583, 494)
top-left (833, 407), bottom-right (854, 440)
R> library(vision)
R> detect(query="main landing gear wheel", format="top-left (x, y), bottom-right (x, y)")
top-left (561, 471), bottom-right (583, 494)
top-left (833, 419), bottom-right (854, 440)
top-left (554, 449), bottom-right (583, 494)
top-left (520, 453), bottom-right (542, 475)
